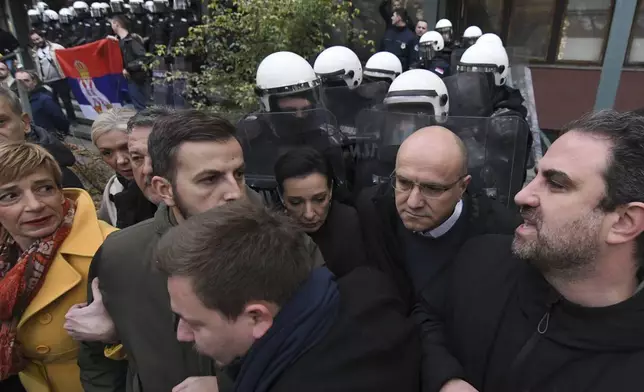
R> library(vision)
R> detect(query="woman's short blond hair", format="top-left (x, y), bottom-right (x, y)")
top-left (91, 107), bottom-right (138, 146)
top-left (0, 142), bottom-right (62, 187)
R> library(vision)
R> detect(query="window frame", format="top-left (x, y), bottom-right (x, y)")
top-left (625, 0), bottom-right (644, 66)
top-left (500, 0), bottom-right (615, 65)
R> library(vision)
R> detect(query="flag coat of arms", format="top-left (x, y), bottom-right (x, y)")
top-left (55, 39), bottom-right (126, 120)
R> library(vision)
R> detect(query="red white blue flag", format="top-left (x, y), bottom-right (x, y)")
top-left (55, 39), bottom-right (125, 120)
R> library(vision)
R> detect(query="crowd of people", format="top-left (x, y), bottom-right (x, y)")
top-left (1, 2), bottom-right (644, 392)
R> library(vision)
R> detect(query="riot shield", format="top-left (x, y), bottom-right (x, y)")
top-left (321, 82), bottom-right (388, 138)
top-left (237, 109), bottom-right (348, 206)
top-left (353, 108), bottom-right (530, 208)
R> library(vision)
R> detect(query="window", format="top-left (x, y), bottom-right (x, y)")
top-left (557, 0), bottom-right (612, 62)
top-left (628, 1), bottom-right (644, 64)
top-left (506, 0), bottom-right (557, 61)
top-left (465, 0), bottom-right (505, 35)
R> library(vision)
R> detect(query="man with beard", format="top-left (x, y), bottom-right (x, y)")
top-left (29, 30), bottom-right (77, 124)
top-left (76, 109), bottom-right (324, 392)
top-left (418, 110), bottom-right (644, 392)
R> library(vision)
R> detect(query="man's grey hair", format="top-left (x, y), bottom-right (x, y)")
top-left (0, 86), bottom-right (23, 116)
top-left (126, 106), bottom-right (175, 134)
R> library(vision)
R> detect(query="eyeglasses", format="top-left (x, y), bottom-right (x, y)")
top-left (390, 171), bottom-right (465, 198)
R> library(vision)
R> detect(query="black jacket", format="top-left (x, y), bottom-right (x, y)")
top-left (380, 25), bottom-right (416, 71)
top-left (308, 201), bottom-right (368, 278)
top-left (119, 34), bottom-right (149, 85)
top-left (26, 124), bottom-right (84, 189)
top-left (356, 184), bottom-right (520, 310)
top-left (112, 178), bottom-right (158, 229)
top-left (418, 234), bottom-right (644, 392)
top-left (269, 267), bottom-right (421, 391)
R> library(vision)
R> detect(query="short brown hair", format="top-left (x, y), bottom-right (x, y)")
top-left (0, 142), bottom-right (62, 187)
top-left (155, 199), bottom-right (314, 319)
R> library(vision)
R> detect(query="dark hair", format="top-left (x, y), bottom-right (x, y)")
top-left (28, 30), bottom-right (41, 38)
top-left (155, 199), bottom-right (314, 319)
top-left (148, 109), bottom-right (238, 181)
top-left (393, 8), bottom-right (409, 22)
top-left (0, 87), bottom-right (23, 116)
top-left (126, 106), bottom-right (174, 134)
top-left (416, 19), bottom-right (428, 26)
top-left (110, 15), bottom-right (129, 30)
top-left (274, 147), bottom-right (333, 191)
top-left (565, 109), bottom-right (644, 260)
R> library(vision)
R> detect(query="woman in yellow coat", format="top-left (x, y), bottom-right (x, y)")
top-left (0, 142), bottom-right (116, 392)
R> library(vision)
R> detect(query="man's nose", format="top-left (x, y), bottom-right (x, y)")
top-left (514, 179), bottom-right (539, 208)
top-left (406, 186), bottom-right (424, 209)
top-left (176, 319), bottom-right (194, 343)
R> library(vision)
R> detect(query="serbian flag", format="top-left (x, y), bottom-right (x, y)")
top-left (55, 39), bottom-right (125, 120)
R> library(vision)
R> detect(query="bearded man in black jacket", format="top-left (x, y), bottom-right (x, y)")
top-left (356, 125), bottom-right (520, 311)
top-left (419, 109), bottom-right (644, 392)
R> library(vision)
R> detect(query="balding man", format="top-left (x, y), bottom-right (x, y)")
top-left (356, 126), bottom-right (520, 309)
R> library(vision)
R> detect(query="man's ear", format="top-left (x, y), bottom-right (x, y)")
top-left (606, 202), bottom-right (644, 245)
top-left (243, 302), bottom-right (275, 341)
top-left (21, 113), bottom-right (31, 135)
top-left (459, 174), bottom-right (472, 196)
top-left (151, 175), bottom-right (175, 208)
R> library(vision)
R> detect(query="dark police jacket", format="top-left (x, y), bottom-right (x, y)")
top-left (417, 234), bottom-right (644, 392)
top-left (356, 184), bottom-right (520, 311)
top-left (380, 25), bottom-right (416, 71)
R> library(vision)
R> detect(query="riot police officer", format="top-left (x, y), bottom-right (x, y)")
top-left (43, 10), bottom-right (64, 45)
top-left (58, 8), bottom-right (76, 47)
top-left (129, 0), bottom-right (148, 39)
top-left (412, 31), bottom-right (451, 78)
top-left (363, 51), bottom-right (402, 85)
top-left (451, 25), bottom-right (483, 68)
top-left (28, 8), bottom-right (47, 38)
top-left (435, 19), bottom-right (456, 52)
top-left (73, 1), bottom-right (93, 45)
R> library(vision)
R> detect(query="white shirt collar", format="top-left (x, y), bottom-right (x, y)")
top-left (416, 199), bottom-right (463, 239)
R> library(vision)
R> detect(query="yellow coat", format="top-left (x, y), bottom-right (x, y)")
top-left (16, 189), bottom-right (117, 392)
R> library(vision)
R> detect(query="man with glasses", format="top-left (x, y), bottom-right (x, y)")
top-left (356, 125), bottom-right (520, 311)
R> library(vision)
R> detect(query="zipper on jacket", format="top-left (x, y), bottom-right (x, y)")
top-left (506, 297), bottom-right (561, 391)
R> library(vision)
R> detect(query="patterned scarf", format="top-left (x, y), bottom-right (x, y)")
top-left (0, 198), bottom-right (75, 380)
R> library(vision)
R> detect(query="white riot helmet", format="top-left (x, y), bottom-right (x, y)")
top-left (59, 8), bottom-right (72, 24)
top-left (435, 19), bottom-right (453, 44)
top-left (130, 0), bottom-right (145, 14)
top-left (174, 0), bottom-right (189, 10)
top-left (110, 0), bottom-right (125, 14)
top-left (67, 6), bottom-right (77, 17)
top-left (144, 1), bottom-right (154, 13)
top-left (36, 2), bottom-right (49, 13)
top-left (28, 9), bottom-right (42, 24)
top-left (43, 9), bottom-right (59, 23)
top-left (462, 26), bottom-right (482, 48)
top-left (255, 51), bottom-right (321, 112)
top-left (457, 42), bottom-right (509, 86)
top-left (90, 2), bottom-right (102, 17)
top-left (477, 33), bottom-right (503, 47)
top-left (384, 69), bottom-right (449, 118)
top-left (419, 30), bottom-right (444, 61)
top-left (314, 46), bottom-right (362, 89)
top-left (364, 52), bottom-right (402, 83)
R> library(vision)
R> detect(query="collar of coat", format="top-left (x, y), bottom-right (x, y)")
top-left (19, 188), bottom-right (115, 328)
